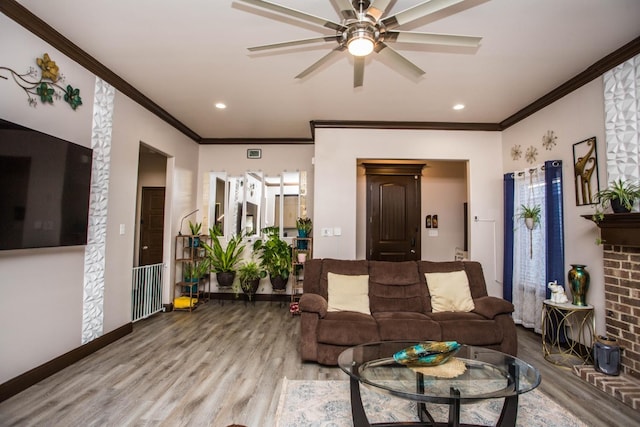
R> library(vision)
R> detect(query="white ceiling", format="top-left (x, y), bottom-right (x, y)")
top-left (14, 0), bottom-right (640, 140)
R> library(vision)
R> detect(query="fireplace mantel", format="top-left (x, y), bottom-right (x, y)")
top-left (582, 212), bottom-right (640, 247)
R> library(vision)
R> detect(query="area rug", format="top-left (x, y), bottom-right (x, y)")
top-left (275, 379), bottom-right (586, 427)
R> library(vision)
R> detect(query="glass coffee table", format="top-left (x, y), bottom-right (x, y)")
top-left (338, 341), bottom-right (541, 427)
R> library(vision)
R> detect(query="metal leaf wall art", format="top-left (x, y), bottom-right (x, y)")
top-left (1, 53), bottom-right (82, 110)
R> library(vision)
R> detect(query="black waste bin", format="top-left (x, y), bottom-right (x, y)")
top-left (593, 336), bottom-right (621, 376)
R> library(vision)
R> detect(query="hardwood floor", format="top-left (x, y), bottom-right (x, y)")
top-left (0, 301), bottom-right (638, 426)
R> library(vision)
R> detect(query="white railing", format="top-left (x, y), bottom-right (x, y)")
top-left (131, 263), bottom-right (164, 322)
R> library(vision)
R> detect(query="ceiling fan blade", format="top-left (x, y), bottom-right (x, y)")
top-left (248, 35), bottom-right (339, 52)
top-left (239, 0), bottom-right (346, 31)
top-left (296, 47), bottom-right (345, 80)
top-left (366, 0), bottom-right (393, 23)
top-left (375, 43), bottom-right (425, 77)
top-left (385, 31), bottom-right (481, 47)
top-left (335, 0), bottom-right (357, 20)
top-left (354, 56), bottom-right (365, 88)
top-left (381, 0), bottom-right (464, 30)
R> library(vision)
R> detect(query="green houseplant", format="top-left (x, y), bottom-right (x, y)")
top-left (201, 227), bottom-right (246, 288)
top-left (182, 259), bottom-right (209, 293)
top-left (296, 217), bottom-right (312, 249)
top-left (594, 179), bottom-right (640, 218)
top-left (516, 204), bottom-right (541, 230)
top-left (188, 220), bottom-right (202, 247)
top-left (233, 259), bottom-right (266, 301)
top-left (515, 204), bottom-right (541, 259)
top-left (296, 217), bottom-right (312, 236)
top-left (253, 226), bottom-right (292, 291)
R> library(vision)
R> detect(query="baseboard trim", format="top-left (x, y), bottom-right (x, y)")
top-left (0, 323), bottom-right (133, 403)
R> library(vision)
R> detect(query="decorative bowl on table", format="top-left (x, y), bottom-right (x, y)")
top-left (393, 341), bottom-right (461, 367)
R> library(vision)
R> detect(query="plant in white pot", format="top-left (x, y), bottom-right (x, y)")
top-left (516, 204), bottom-right (541, 259)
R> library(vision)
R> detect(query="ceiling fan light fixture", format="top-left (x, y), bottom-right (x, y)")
top-left (347, 29), bottom-right (374, 57)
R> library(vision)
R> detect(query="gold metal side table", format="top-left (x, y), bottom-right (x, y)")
top-left (541, 299), bottom-right (595, 368)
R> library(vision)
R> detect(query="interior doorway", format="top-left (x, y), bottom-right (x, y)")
top-left (364, 163), bottom-right (424, 261)
top-left (139, 187), bottom-right (165, 265)
top-left (135, 144), bottom-right (168, 265)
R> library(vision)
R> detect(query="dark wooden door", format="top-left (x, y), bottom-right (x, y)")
top-left (139, 187), bottom-right (165, 265)
top-left (365, 164), bottom-right (423, 261)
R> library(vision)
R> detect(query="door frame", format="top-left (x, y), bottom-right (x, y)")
top-left (363, 163), bottom-right (424, 261)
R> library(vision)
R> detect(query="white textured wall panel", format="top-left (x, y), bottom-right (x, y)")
top-left (603, 54), bottom-right (640, 185)
top-left (82, 78), bottom-right (115, 344)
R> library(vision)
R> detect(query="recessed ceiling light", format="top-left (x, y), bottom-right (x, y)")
top-left (215, 102), bottom-right (227, 109)
top-left (453, 104), bottom-right (465, 110)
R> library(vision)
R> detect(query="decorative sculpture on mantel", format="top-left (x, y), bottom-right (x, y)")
top-left (0, 53), bottom-right (82, 110)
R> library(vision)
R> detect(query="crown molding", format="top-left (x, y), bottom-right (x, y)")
top-left (199, 137), bottom-right (313, 145)
top-left (500, 35), bottom-right (640, 129)
top-left (310, 120), bottom-right (501, 136)
top-left (0, 0), bottom-right (201, 142)
top-left (3, 0), bottom-right (639, 142)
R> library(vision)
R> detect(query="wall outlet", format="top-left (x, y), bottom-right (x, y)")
top-left (321, 227), bottom-right (333, 237)
top-left (333, 227), bottom-right (342, 236)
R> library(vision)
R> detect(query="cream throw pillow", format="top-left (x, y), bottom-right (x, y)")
top-left (425, 271), bottom-right (475, 313)
top-left (327, 272), bottom-right (370, 315)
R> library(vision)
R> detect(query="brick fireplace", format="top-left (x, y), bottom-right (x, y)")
top-left (581, 212), bottom-right (640, 378)
top-left (603, 242), bottom-right (640, 379)
top-left (575, 213), bottom-right (640, 410)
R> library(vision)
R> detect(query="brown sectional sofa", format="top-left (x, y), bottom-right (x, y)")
top-left (299, 258), bottom-right (517, 365)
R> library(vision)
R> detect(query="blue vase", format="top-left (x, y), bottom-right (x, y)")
top-left (297, 230), bottom-right (308, 249)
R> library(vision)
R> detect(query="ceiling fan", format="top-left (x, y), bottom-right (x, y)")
top-left (239, 0), bottom-right (482, 87)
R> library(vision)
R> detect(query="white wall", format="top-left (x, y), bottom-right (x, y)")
top-left (421, 161), bottom-right (468, 261)
top-left (502, 79), bottom-right (608, 335)
top-left (0, 14), bottom-right (95, 383)
top-left (314, 128), bottom-right (504, 296)
top-left (0, 15), bottom-right (198, 383)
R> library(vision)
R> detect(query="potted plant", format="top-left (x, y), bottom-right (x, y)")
top-left (233, 259), bottom-right (266, 301)
top-left (201, 227), bottom-right (246, 288)
top-left (182, 259), bottom-right (209, 293)
top-left (516, 204), bottom-right (541, 230)
top-left (515, 204), bottom-right (541, 259)
top-left (188, 220), bottom-right (202, 247)
top-left (594, 178), bottom-right (640, 218)
top-left (253, 226), bottom-right (292, 291)
top-left (296, 217), bottom-right (312, 249)
top-left (296, 217), bottom-right (312, 237)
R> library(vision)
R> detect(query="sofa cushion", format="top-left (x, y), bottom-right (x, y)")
top-left (317, 311), bottom-right (380, 345)
top-left (316, 259), bottom-right (369, 300)
top-left (369, 261), bottom-right (425, 313)
top-left (373, 311), bottom-right (442, 341)
top-left (472, 296), bottom-right (514, 319)
top-left (424, 270), bottom-right (475, 313)
top-left (327, 272), bottom-right (370, 315)
top-left (430, 311), bottom-right (503, 345)
top-left (418, 261), bottom-right (464, 312)
top-left (463, 261), bottom-right (490, 299)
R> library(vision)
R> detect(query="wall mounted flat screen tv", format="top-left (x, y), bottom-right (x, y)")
top-left (0, 118), bottom-right (93, 250)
